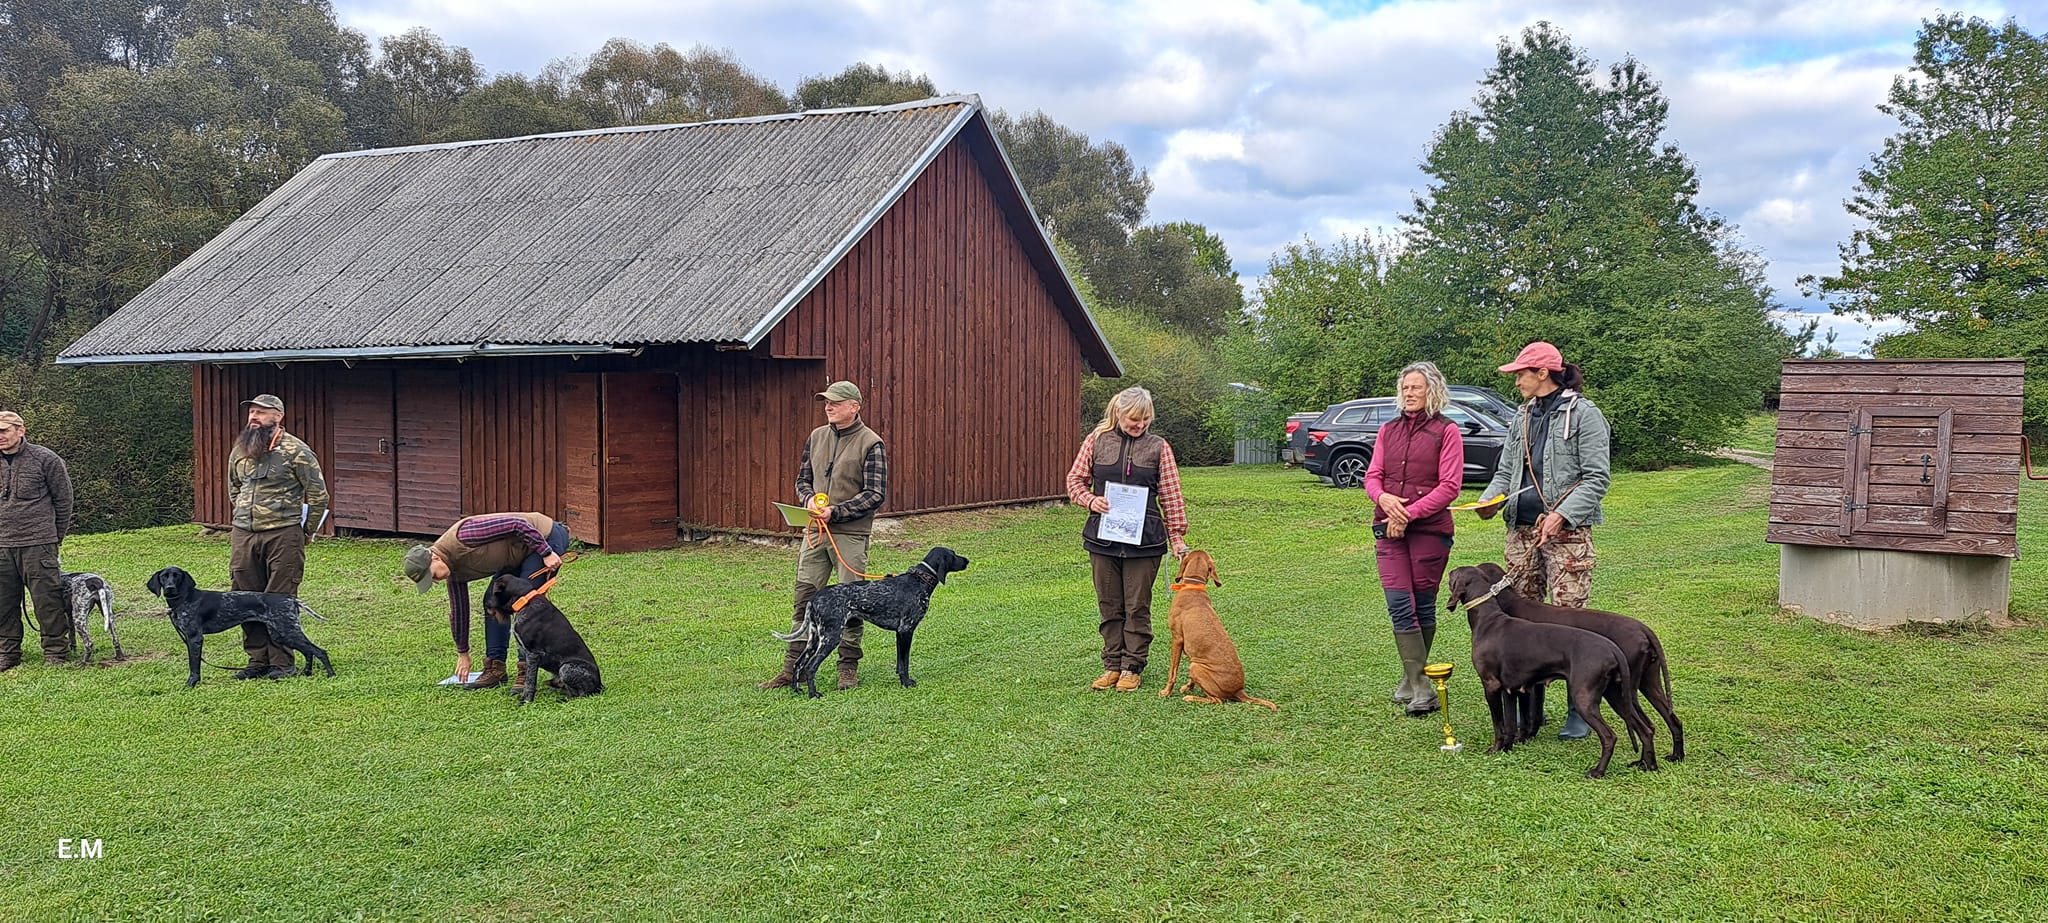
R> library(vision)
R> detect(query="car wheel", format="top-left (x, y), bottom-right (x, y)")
top-left (1331, 451), bottom-right (1368, 489)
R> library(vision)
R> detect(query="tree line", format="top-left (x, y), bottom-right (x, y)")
top-left (3, 3), bottom-right (2039, 528)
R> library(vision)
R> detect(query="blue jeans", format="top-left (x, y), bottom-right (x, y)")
top-left (483, 522), bottom-right (571, 661)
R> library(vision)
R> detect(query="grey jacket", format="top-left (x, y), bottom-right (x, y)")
top-left (0, 443), bottom-right (73, 547)
top-left (1482, 390), bottom-right (1611, 529)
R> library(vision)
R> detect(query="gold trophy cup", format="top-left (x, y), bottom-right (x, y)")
top-left (1422, 661), bottom-right (1460, 753)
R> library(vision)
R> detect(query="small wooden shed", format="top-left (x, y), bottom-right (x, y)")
top-left (56, 96), bottom-right (1121, 551)
top-left (1768, 359), bottom-right (2023, 626)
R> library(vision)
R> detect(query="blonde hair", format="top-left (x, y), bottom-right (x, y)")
top-left (1395, 361), bottom-right (1450, 416)
top-left (1091, 386), bottom-right (1157, 436)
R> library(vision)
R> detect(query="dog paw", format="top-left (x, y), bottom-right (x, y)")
top-left (899, 676), bottom-right (917, 688)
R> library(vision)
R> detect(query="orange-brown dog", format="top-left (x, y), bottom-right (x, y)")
top-left (1156, 550), bottom-right (1276, 711)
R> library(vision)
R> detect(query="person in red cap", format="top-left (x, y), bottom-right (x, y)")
top-left (1474, 341), bottom-right (1611, 739)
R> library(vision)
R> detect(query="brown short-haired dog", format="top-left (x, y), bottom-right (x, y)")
top-left (1156, 551), bottom-right (1276, 711)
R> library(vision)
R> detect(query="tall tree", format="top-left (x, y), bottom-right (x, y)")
top-left (1806, 15), bottom-right (2048, 427)
top-left (794, 63), bottom-right (936, 110)
top-left (573, 40), bottom-right (788, 125)
top-left (375, 26), bottom-right (481, 144)
top-left (991, 109), bottom-right (1151, 299)
top-left (1401, 23), bottom-right (1792, 467)
top-left (1109, 220), bottom-right (1244, 339)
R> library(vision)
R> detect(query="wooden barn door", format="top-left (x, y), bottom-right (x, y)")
top-left (1841, 406), bottom-right (1952, 537)
top-left (560, 374), bottom-right (603, 544)
top-left (600, 373), bottom-right (680, 552)
top-left (395, 368), bottom-right (463, 534)
top-left (330, 372), bottom-right (397, 532)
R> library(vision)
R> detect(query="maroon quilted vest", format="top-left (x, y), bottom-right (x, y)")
top-left (1374, 412), bottom-right (1454, 535)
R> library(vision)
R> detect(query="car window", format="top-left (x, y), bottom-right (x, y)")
top-left (1443, 405), bottom-right (1482, 427)
top-left (1367, 405), bottom-right (1395, 424)
top-left (1332, 405), bottom-right (1370, 424)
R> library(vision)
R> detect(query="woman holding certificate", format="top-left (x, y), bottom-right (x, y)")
top-left (1364, 361), bottom-right (1465, 716)
top-left (1065, 386), bottom-right (1190, 693)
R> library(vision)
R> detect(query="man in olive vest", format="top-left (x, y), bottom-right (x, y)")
top-left (759, 380), bottom-right (887, 692)
top-left (229, 394), bottom-right (328, 679)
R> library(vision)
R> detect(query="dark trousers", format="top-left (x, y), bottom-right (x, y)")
top-left (0, 543), bottom-right (66, 659)
top-left (1090, 552), bottom-right (1162, 673)
top-left (230, 526), bottom-right (306, 668)
top-left (1375, 531), bottom-right (1453, 633)
top-left (494, 522), bottom-right (571, 662)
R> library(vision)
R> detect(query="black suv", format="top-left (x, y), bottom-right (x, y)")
top-left (1301, 398), bottom-right (1509, 489)
top-left (1449, 385), bottom-right (1518, 423)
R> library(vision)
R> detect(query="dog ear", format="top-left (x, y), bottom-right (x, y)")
top-left (146, 571), bottom-right (164, 597)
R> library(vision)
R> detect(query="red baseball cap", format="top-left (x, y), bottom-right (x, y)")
top-left (1498, 341), bottom-right (1565, 373)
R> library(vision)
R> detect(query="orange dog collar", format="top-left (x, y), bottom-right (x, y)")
top-left (511, 575), bottom-right (557, 612)
top-left (1169, 582), bottom-right (1210, 591)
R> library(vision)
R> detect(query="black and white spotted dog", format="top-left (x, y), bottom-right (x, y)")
top-left (145, 566), bottom-right (334, 688)
top-left (774, 546), bottom-right (970, 698)
top-left (57, 572), bottom-right (122, 664)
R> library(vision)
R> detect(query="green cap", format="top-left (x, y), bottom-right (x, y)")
top-left (817, 381), bottom-right (862, 402)
top-left (242, 393), bottom-right (285, 413)
top-left (402, 544), bottom-right (437, 593)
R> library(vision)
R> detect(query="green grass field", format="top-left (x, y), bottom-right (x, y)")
top-left (5, 462), bottom-right (2046, 920)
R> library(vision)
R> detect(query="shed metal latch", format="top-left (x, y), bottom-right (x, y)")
top-left (1843, 501), bottom-right (1868, 512)
top-left (1847, 424), bottom-right (1872, 436)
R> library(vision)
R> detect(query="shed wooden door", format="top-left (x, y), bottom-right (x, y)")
top-left (330, 372), bottom-right (397, 532)
top-left (560, 374), bottom-right (602, 544)
top-left (600, 373), bottom-right (680, 552)
top-left (395, 368), bottom-right (462, 534)
top-left (1841, 406), bottom-right (1952, 537)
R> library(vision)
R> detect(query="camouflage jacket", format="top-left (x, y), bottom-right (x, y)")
top-left (228, 429), bottom-right (330, 533)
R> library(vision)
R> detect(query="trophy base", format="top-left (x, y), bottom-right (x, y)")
top-left (1440, 742), bottom-right (1463, 753)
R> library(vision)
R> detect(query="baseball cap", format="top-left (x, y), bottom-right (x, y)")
top-left (1497, 342), bottom-right (1565, 374)
top-left (402, 544), bottom-right (437, 592)
top-left (817, 381), bottom-right (862, 402)
top-left (242, 394), bottom-right (285, 412)
top-left (0, 411), bottom-right (22, 429)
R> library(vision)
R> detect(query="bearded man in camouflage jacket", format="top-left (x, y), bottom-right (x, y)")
top-left (228, 393), bottom-right (329, 679)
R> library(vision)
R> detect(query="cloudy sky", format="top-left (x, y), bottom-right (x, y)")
top-left (333, 0), bottom-right (2038, 354)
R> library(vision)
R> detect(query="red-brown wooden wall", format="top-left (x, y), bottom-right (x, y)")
top-left (188, 130), bottom-right (1095, 542)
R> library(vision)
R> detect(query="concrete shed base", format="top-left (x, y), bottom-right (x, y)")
top-left (1779, 545), bottom-right (2010, 629)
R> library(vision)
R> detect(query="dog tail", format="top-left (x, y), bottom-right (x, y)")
top-left (292, 601), bottom-right (330, 622)
top-left (771, 601), bottom-right (818, 644)
top-left (1231, 690), bottom-right (1279, 712)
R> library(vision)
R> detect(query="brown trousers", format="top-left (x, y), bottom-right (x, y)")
top-left (791, 530), bottom-right (870, 664)
top-left (1090, 553), bottom-right (1162, 674)
top-left (0, 543), bottom-right (66, 658)
top-left (230, 526), bottom-right (306, 668)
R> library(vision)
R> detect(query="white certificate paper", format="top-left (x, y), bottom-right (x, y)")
top-left (1096, 482), bottom-right (1149, 545)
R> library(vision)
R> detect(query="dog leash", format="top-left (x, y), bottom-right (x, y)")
top-left (807, 515), bottom-right (889, 581)
top-left (511, 551), bottom-right (579, 613)
top-left (1451, 575), bottom-right (1515, 610)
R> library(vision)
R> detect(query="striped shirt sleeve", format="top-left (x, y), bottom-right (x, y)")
top-left (1065, 431), bottom-right (1099, 505)
top-left (1157, 441), bottom-right (1189, 544)
top-left (456, 515), bottom-right (550, 555)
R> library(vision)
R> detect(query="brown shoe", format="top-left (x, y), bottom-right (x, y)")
top-left (757, 645), bottom-right (802, 690)
top-left (463, 658), bottom-right (508, 689)
top-left (0, 653), bottom-right (20, 672)
top-left (1115, 671), bottom-right (1141, 692)
top-left (1089, 669), bottom-right (1121, 691)
top-left (837, 662), bottom-right (859, 690)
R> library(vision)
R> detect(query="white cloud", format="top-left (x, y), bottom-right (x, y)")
top-left (330, 0), bottom-right (2020, 316)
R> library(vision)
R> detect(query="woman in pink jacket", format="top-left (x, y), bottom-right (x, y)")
top-left (1364, 361), bottom-right (1465, 715)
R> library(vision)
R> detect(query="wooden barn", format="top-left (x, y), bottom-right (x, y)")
top-left (57, 96), bottom-right (1121, 551)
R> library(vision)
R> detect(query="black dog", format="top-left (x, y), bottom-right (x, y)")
top-left (483, 573), bottom-right (601, 704)
top-left (775, 547), bottom-right (970, 698)
top-left (1444, 565), bottom-right (1655, 778)
top-left (58, 571), bottom-right (122, 664)
top-left (1473, 561), bottom-right (1684, 762)
top-left (144, 566), bottom-right (333, 688)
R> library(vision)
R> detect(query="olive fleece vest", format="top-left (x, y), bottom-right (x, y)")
top-left (806, 422), bottom-right (882, 535)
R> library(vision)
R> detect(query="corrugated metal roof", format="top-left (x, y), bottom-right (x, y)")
top-left (60, 95), bottom-right (1115, 365)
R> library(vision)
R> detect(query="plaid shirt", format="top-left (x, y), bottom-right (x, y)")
top-left (445, 515), bottom-right (552, 655)
top-left (795, 424), bottom-right (888, 523)
top-left (1065, 430), bottom-right (1188, 544)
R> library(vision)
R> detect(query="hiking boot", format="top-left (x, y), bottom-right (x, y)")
top-left (837, 662), bottom-right (859, 690)
top-left (233, 663), bottom-right (271, 680)
top-left (44, 652), bottom-right (70, 666)
top-left (757, 644), bottom-right (802, 690)
top-left (263, 665), bottom-right (300, 679)
top-left (1115, 671), bottom-right (1141, 692)
top-left (1559, 708), bottom-right (1591, 740)
top-left (1089, 669), bottom-right (1121, 691)
top-left (0, 653), bottom-right (20, 672)
top-left (464, 659), bottom-right (508, 690)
